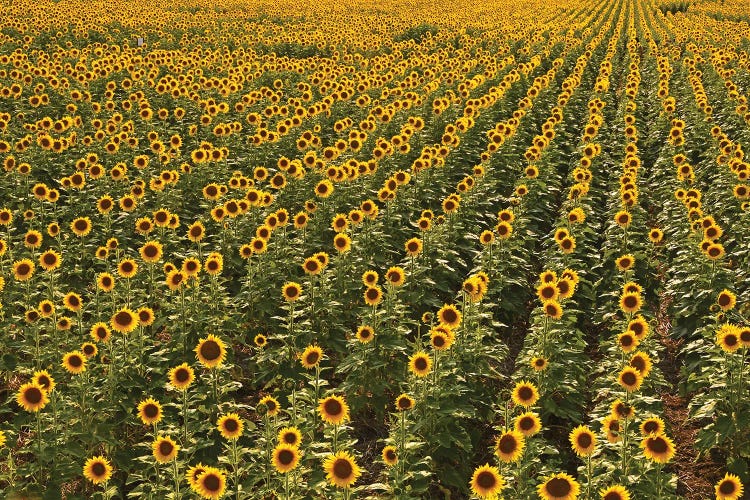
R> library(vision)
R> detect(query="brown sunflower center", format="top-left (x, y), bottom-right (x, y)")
top-left (518, 386), bottom-right (533, 401)
top-left (17, 263), bottom-right (31, 275)
top-left (75, 220), bottom-right (88, 231)
top-left (433, 335), bottom-right (446, 347)
top-left (115, 311), bottom-right (133, 327)
top-left (541, 286), bottom-right (555, 299)
top-left (385, 449), bottom-right (397, 461)
top-left (718, 294), bottom-right (731, 306)
top-left (305, 352), bottom-right (320, 365)
top-left (91, 462), bottom-right (106, 476)
top-left (224, 419), bottom-right (239, 432)
top-left (621, 335), bottom-right (634, 347)
top-left (278, 449), bottom-right (295, 465)
top-left (643, 421), bottom-right (659, 434)
top-left (397, 397), bottom-right (412, 409)
top-left (719, 480), bottom-right (736, 494)
top-left (332, 458), bottom-right (353, 479)
top-left (43, 253), bottom-right (57, 265)
top-left (202, 473), bottom-right (221, 492)
top-left (498, 434), bottom-right (518, 454)
top-left (26, 387), bottom-right (43, 403)
top-left (69, 355), bottom-right (83, 367)
top-left (648, 436), bottom-right (668, 454)
top-left (622, 372), bottom-right (637, 386)
top-left (175, 368), bottom-right (190, 382)
top-left (200, 340), bottom-right (221, 360)
top-left (324, 398), bottom-right (342, 416)
top-left (414, 357), bottom-right (428, 371)
top-left (631, 357), bottom-right (646, 372)
top-left (603, 492), bottom-right (623, 500)
top-left (159, 441), bottom-right (174, 456)
top-left (441, 309), bottom-right (458, 323)
top-left (144, 404), bottom-right (159, 418)
top-left (546, 477), bottom-right (572, 497)
top-left (476, 470), bottom-right (497, 489)
top-left (623, 296), bottom-right (638, 308)
top-left (283, 433), bottom-right (298, 445)
top-left (519, 416), bottom-right (535, 431)
top-left (725, 334), bottom-right (738, 347)
top-left (577, 432), bottom-right (592, 448)
top-left (144, 245), bottom-right (158, 258)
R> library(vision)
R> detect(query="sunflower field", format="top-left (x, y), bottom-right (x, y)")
top-left (0, 0), bottom-right (749, 498)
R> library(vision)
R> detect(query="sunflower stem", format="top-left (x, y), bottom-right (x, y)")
top-left (172, 459), bottom-right (180, 497)
top-left (182, 389), bottom-right (189, 445)
top-left (586, 453), bottom-right (592, 500)
top-left (333, 423), bottom-right (339, 454)
top-left (36, 410), bottom-right (44, 485)
top-left (233, 438), bottom-right (240, 500)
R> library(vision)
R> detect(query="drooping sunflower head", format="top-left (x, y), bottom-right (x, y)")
top-left (195, 334), bottom-right (227, 369)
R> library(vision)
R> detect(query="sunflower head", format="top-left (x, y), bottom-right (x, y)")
top-left (217, 413), bottom-right (243, 440)
top-left (258, 395), bottom-right (280, 417)
top-left (195, 466), bottom-right (226, 499)
top-left (470, 463), bottom-right (505, 498)
top-left (395, 393), bottom-right (415, 411)
top-left (83, 455), bottom-right (113, 485)
top-left (152, 435), bottom-right (179, 463)
top-left (715, 472), bottom-right (743, 500)
top-left (169, 363), bottom-right (195, 391)
top-left (408, 351), bottom-right (432, 378)
top-left (323, 451), bottom-right (361, 489)
top-left (599, 485), bottom-right (631, 500)
top-left (278, 426), bottom-right (302, 447)
top-left (495, 429), bottom-right (525, 463)
top-left (300, 345), bottom-right (323, 369)
top-left (641, 433), bottom-right (675, 463)
top-left (17, 382), bottom-right (49, 412)
top-left (62, 351), bottom-right (87, 374)
top-left (512, 381), bottom-right (540, 408)
top-left (569, 425), bottom-right (597, 457)
top-left (195, 334), bottom-right (227, 369)
top-left (272, 444), bottom-right (300, 474)
top-left (138, 398), bottom-right (163, 426)
top-left (318, 395), bottom-right (350, 425)
top-left (538, 472), bottom-right (580, 500)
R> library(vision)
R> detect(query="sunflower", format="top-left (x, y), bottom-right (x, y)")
top-left (715, 473), bottom-right (744, 500)
top-left (258, 395), bottom-right (280, 417)
top-left (602, 415), bottom-right (621, 443)
top-left (627, 316), bottom-right (649, 340)
top-left (90, 322), bottom-right (112, 343)
top-left (16, 382), bottom-right (49, 412)
top-left (470, 464), bottom-right (505, 498)
top-left (195, 466), bottom-right (226, 499)
top-left (405, 237), bottom-right (423, 256)
top-left (217, 413), bottom-right (243, 440)
top-left (618, 367), bottom-right (643, 392)
top-left (272, 444), bottom-right (300, 473)
top-left (254, 334), bottom-right (268, 348)
top-left (556, 278), bottom-right (576, 300)
top-left (195, 334), bottom-right (227, 369)
top-left (382, 445), bottom-right (398, 466)
top-left (62, 351), bottom-right (87, 374)
top-left (408, 351), bottom-right (432, 378)
top-left (538, 472), bottom-right (580, 500)
top-left (614, 210), bottom-right (631, 227)
top-left (300, 345), bottom-right (323, 369)
top-left (648, 228), bottom-right (664, 244)
top-left (318, 395), bottom-right (350, 425)
top-left (323, 451), bottom-right (361, 488)
top-left (611, 399), bottom-right (635, 420)
top-left (537, 283), bottom-right (559, 303)
top-left (617, 331), bottom-right (639, 353)
top-left (63, 292), bottom-right (83, 312)
top-left (599, 485), bottom-right (630, 500)
top-left (569, 425), bottom-right (597, 456)
top-left (544, 300), bottom-right (563, 319)
top-left (81, 342), bottom-right (98, 358)
top-left (111, 308), bottom-right (138, 334)
top-left (138, 398), bottom-right (163, 425)
top-left (361, 270), bottom-right (379, 287)
top-left (333, 233), bottom-right (352, 253)
top-left (71, 217), bottom-right (92, 237)
top-left (153, 435), bottom-right (179, 463)
top-left (629, 351), bottom-right (652, 378)
top-left (282, 282), bottom-right (303, 302)
top-left (13, 259), bottom-right (35, 281)
top-left (140, 241), bottom-right (163, 263)
top-left (395, 393), bottom-right (415, 411)
top-left (39, 249), bottom-right (62, 271)
top-left (32, 370), bottom-right (55, 393)
top-left (385, 266), bottom-right (406, 287)
top-left (619, 293), bottom-right (642, 314)
top-left (302, 256), bottom-right (322, 275)
top-left (705, 243), bottom-right (725, 260)
top-left (430, 328), bottom-right (453, 351)
top-left (641, 434), bottom-right (675, 463)
top-left (83, 456), bottom-right (113, 485)
top-left (495, 429), bottom-right (525, 462)
top-left (716, 290), bottom-right (736, 311)
top-left (513, 411), bottom-right (541, 437)
top-left (356, 325), bottom-right (374, 343)
top-left (531, 357), bottom-right (549, 371)
top-left (639, 416), bottom-right (665, 436)
top-left (169, 363), bottom-right (195, 391)
top-left (97, 272), bottom-right (115, 292)
top-left (512, 381), bottom-right (540, 408)
top-left (364, 286), bottom-right (383, 306)
top-left (437, 304), bottom-right (462, 329)
top-left (717, 324), bottom-right (741, 353)
top-left (615, 254), bottom-right (635, 272)
top-left (278, 426), bottom-right (302, 447)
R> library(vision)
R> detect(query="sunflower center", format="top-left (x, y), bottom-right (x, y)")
top-left (648, 437), bottom-right (668, 453)
top-left (498, 434), bottom-right (517, 454)
top-left (630, 323), bottom-right (644, 335)
top-left (26, 387), bottom-right (43, 403)
top-left (643, 421), bottom-right (659, 434)
top-left (577, 433), bottom-right (592, 448)
top-left (43, 253), bottom-right (56, 265)
top-left (621, 335), bottom-right (633, 346)
top-left (624, 296), bottom-right (638, 308)
top-left (305, 352), bottom-right (319, 365)
top-left (518, 386), bottom-right (533, 401)
top-left (622, 372), bottom-right (637, 385)
top-left (366, 288), bottom-right (379, 299)
top-left (442, 309), bottom-right (457, 323)
top-left (283, 433), bottom-right (298, 445)
top-left (144, 404), bottom-right (159, 418)
top-left (519, 416), bottom-right (535, 431)
top-left (631, 358), bottom-right (646, 372)
top-left (69, 355), bottom-right (82, 367)
top-left (719, 480), bottom-right (736, 494)
top-left (542, 287), bottom-right (555, 299)
top-left (603, 492), bottom-right (623, 500)
top-left (332, 458), bottom-right (353, 479)
top-left (224, 419), bottom-right (239, 432)
top-left (159, 441), bottom-right (173, 456)
top-left (200, 340), bottom-right (221, 360)
top-left (546, 477), bottom-right (572, 497)
top-left (741, 330), bottom-right (750, 343)
top-left (144, 245), bottom-right (158, 257)
top-left (202, 473), bottom-right (221, 491)
top-left (278, 449), bottom-right (295, 465)
top-left (38, 376), bottom-right (50, 389)
top-left (414, 357), bottom-right (428, 371)
top-left (476, 470), bottom-right (497, 489)
top-left (176, 368), bottom-right (189, 382)
top-left (398, 397), bottom-right (411, 409)
top-left (725, 335), bottom-right (738, 347)
top-left (324, 399), bottom-right (342, 416)
top-left (75, 220), bottom-right (88, 231)
top-left (92, 462), bottom-right (106, 476)
top-left (433, 335), bottom-right (445, 347)
top-left (18, 263), bottom-right (31, 275)
top-left (115, 311), bottom-right (133, 326)
top-left (385, 449), bottom-right (397, 461)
